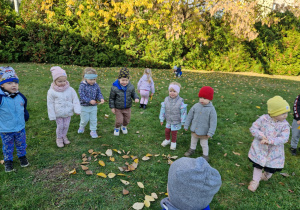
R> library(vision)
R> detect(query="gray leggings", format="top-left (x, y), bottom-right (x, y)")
top-left (291, 119), bottom-right (300, 149)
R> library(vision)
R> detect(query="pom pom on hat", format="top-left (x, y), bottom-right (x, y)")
top-left (198, 86), bottom-right (214, 100)
top-left (0, 66), bottom-right (19, 85)
top-left (167, 157), bottom-right (222, 210)
top-left (267, 96), bottom-right (290, 117)
top-left (118, 67), bottom-right (130, 79)
top-left (50, 66), bottom-right (67, 81)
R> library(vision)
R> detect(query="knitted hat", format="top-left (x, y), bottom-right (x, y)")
top-left (50, 66), bottom-right (67, 81)
top-left (168, 157), bottom-right (222, 210)
top-left (198, 86), bottom-right (214, 100)
top-left (118, 68), bottom-right (130, 79)
top-left (0, 66), bottom-right (19, 85)
top-left (267, 96), bottom-right (290, 117)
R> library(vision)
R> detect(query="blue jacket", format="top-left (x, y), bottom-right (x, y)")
top-left (0, 89), bottom-right (29, 133)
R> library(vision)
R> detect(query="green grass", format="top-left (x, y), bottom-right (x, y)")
top-left (0, 63), bottom-right (299, 209)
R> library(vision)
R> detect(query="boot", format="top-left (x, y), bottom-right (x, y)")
top-left (139, 104), bottom-right (143, 108)
top-left (4, 160), bottom-right (14, 172)
top-left (56, 138), bottom-right (64, 148)
top-left (202, 155), bottom-right (209, 162)
top-left (19, 156), bottom-right (30, 167)
top-left (63, 136), bottom-right (70, 144)
top-left (184, 148), bottom-right (195, 157)
top-left (143, 104), bottom-right (147, 109)
top-left (248, 180), bottom-right (259, 192)
top-left (290, 148), bottom-right (297, 156)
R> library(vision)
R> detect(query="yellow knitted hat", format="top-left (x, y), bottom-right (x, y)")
top-left (267, 96), bottom-right (290, 117)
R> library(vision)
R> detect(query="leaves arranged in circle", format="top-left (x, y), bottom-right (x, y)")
top-left (97, 172), bottom-right (107, 178)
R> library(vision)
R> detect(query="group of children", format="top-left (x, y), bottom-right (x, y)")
top-left (1, 65), bottom-right (299, 209)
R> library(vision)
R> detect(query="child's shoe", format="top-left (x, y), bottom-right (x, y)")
top-left (161, 139), bottom-right (171, 147)
top-left (56, 138), bottom-right (64, 148)
top-left (63, 137), bottom-right (70, 144)
top-left (139, 104), bottom-right (143, 108)
top-left (90, 131), bottom-right (98, 138)
top-left (114, 128), bottom-right (120, 136)
top-left (4, 160), bottom-right (15, 172)
top-left (19, 156), bottom-right (29, 167)
top-left (290, 147), bottom-right (297, 156)
top-left (261, 172), bottom-right (270, 181)
top-left (248, 180), bottom-right (259, 192)
top-left (184, 148), bottom-right (195, 157)
top-left (202, 155), bottom-right (209, 162)
top-left (78, 127), bottom-right (85, 133)
top-left (121, 125), bottom-right (128, 134)
top-left (143, 104), bottom-right (147, 109)
top-left (170, 142), bottom-right (176, 150)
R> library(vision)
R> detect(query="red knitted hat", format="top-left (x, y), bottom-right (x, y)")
top-left (198, 86), bottom-right (214, 100)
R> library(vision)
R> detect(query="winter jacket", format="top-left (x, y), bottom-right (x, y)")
top-left (109, 80), bottom-right (139, 109)
top-left (0, 89), bottom-right (28, 132)
top-left (78, 81), bottom-right (104, 106)
top-left (47, 87), bottom-right (81, 120)
top-left (293, 95), bottom-right (300, 121)
top-left (159, 96), bottom-right (187, 125)
top-left (248, 114), bottom-right (290, 169)
top-left (137, 74), bottom-right (155, 93)
top-left (160, 197), bottom-right (210, 210)
top-left (184, 102), bottom-right (217, 137)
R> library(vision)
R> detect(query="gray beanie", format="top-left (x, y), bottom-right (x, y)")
top-left (168, 157), bottom-right (222, 210)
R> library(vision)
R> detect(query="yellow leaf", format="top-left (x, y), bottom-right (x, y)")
top-left (298, 125), bottom-right (300, 129)
top-left (256, 106), bottom-right (261, 109)
top-left (145, 195), bottom-right (155, 202)
top-left (106, 149), bottom-right (113, 156)
top-left (113, 149), bottom-right (118, 152)
top-left (132, 202), bottom-right (144, 210)
top-left (81, 165), bottom-right (89, 171)
top-left (144, 199), bottom-right (150, 207)
top-left (146, 153), bottom-right (153, 157)
top-left (110, 157), bottom-right (115, 162)
top-left (165, 192), bottom-right (168, 196)
top-left (120, 179), bottom-right (130, 185)
top-left (97, 172), bottom-right (107, 178)
top-left (137, 182), bottom-right (144, 188)
top-left (69, 168), bottom-right (76, 174)
top-left (117, 173), bottom-right (126, 176)
top-left (108, 173), bottom-right (116, 178)
top-left (134, 159), bottom-right (139, 163)
top-left (151, 193), bottom-right (158, 199)
top-left (88, 149), bottom-right (94, 153)
top-left (98, 160), bottom-right (105, 167)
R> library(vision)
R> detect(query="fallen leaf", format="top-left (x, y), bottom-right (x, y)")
top-left (224, 153), bottom-right (227, 157)
top-left (98, 160), bottom-right (105, 167)
top-left (110, 157), bottom-right (115, 162)
top-left (81, 162), bottom-right (89, 165)
top-left (132, 202), bottom-right (144, 210)
top-left (288, 189), bottom-right (294, 193)
top-left (128, 164), bottom-right (135, 171)
top-left (86, 170), bottom-right (93, 175)
top-left (82, 157), bottom-right (88, 162)
top-left (101, 144), bottom-right (110, 146)
top-left (280, 173), bottom-right (290, 177)
top-left (69, 168), bottom-right (76, 175)
top-left (132, 162), bottom-right (138, 168)
top-left (170, 156), bottom-right (178, 159)
top-left (117, 173), bottom-right (126, 176)
top-left (168, 160), bottom-right (173, 165)
top-left (120, 179), bottom-right (130, 185)
top-left (113, 149), bottom-right (118, 152)
top-left (154, 154), bottom-right (160, 157)
top-left (276, 203), bottom-right (281, 208)
top-left (81, 165), bottom-right (89, 170)
top-left (101, 153), bottom-right (106, 156)
top-left (142, 156), bottom-right (150, 161)
top-left (127, 151), bottom-right (130, 155)
top-left (88, 149), bottom-right (94, 153)
top-left (131, 155), bottom-right (138, 160)
top-left (134, 159), bottom-right (139, 163)
top-left (82, 153), bottom-right (86, 158)
top-left (88, 156), bottom-right (91, 161)
top-left (137, 182), bottom-right (144, 188)
top-left (92, 152), bottom-right (99, 155)
top-left (256, 106), bottom-right (261, 109)
top-left (104, 114), bottom-right (109, 119)
top-left (0, 160), bottom-right (4, 164)
top-left (232, 151), bottom-right (241, 156)
top-left (239, 183), bottom-right (245, 186)
top-left (97, 172), bottom-right (107, 178)
top-left (106, 149), bottom-right (113, 156)
top-left (136, 131), bottom-right (140, 134)
top-left (146, 153), bottom-right (153, 157)
top-left (165, 192), bottom-right (168, 196)
top-left (279, 182), bottom-right (285, 186)
top-left (151, 193), bottom-right (158, 199)
top-left (145, 195), bottom-right (155, 202)
top-left (108, 173), bottom-right (116, 178)
top-left (235, 163), bottom-right (240, 167)
top-left (144, 199), bottom-right (150, 207)
top-left (123, 188), bottom-right (129, 195)
top-left (118, 167), bottom-right (124, 172)
top-left (122, 155), bottom-right (130, 159)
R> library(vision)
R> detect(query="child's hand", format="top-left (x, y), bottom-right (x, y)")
top-left (151, 93), bottom-right (154, 97)
top-left (99, 99), bottom-right (105, 104)
top-left (261, 137), bottom-right (269, 145)
top-left (160, 122), bottom-right (163, 126)
top-left (297, 120), bottom-right (300, 125)
top-left (207, 135), bottom-right (211, 138)
top-left (135, 99), bottom-right (139, 103)
top-left (111, 108), bottom-right (116, 114)
top-left (90, 100), bottom-right (97, 105)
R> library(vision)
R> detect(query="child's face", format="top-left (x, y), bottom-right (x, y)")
top-left (169, 89), bottom-right (178, 98)
top-left (199, 97), bottom-right (210, 105)
top-left (119, 78), bottom-right (129, 86)
top-left (86, 79), bottom-right (96, 85)
top-left (1, 82), bottom-right (19, 93)
top-left (273, 112), bottom-right (288, 122)
top-left (55, 76), bottom-right (67, 87)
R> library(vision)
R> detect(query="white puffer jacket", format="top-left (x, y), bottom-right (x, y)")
top-left (47, 87), bottom-right (81, 120)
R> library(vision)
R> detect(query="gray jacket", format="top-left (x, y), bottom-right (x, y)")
top-left (109, 80), bottom-right (139, 109)
top-left (164, 96), bottom-right (183, 125)
top-left (184, 102), bottom-right (217, 137)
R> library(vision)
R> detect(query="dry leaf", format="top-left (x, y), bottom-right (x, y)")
top-left (235, 163), bottom-right (240, 167)
top-left (97, 172), bottom-right (107, 178)
top-left (239, 183), bottom-right (245, 186)
top-left (123, 188), bottom-right (129, 195)
top-left (92, 152), bottom-right (99, 155)
top-left (69, 168), bottom-right (76, 175)
top-left (88, 149), bottom-right (94, 153)
top-left (127, 151), bottom-right (130, 155)
top-left (145, 195), bottom-right (155, 202)
top-left (118, 167), bottom-right (124, 172)
top-left (108, 173), bottom-right (116, 178)
top-left (224, 153), bottom-right (227, 157)
top-left (134, 159), bottom-right (139, 163)
top-left (110, 157), bottom-right (115, 162)
top-left (154, 154), bottom-right (160, 157)
top-left (288, 189), bottom-right (294, 193)
top-left (101, 153), bottom-right (106, 156)
top-left (132, 202), bottom-right (144, 210)
top-left (280, 173), bottom-right (290, 177)
top-left (106, 149), bottom-right (113, 156)
top-left (142, 156), bottom-right (150, 161)
top-left (279, 182), bottom-right (285, 186)
top-left (81, 165), bottom-right (89, 170)
top-left (88, 156), bottom-right (91, 161)
top-left (82, 157), bottom-right (88, 162)
top-left (82, 153), bottom-right (86, 158)
top-left (146, 153), bottom-right (153, 157)
top-left (98, 160), bottom-right (105, 167)
top-left (136, 131), bottom-right (140, 134)
top-left (117, 173), bottom-right (126, 176)
top-left (131, 156), bottom-right (138, 160)
top-left (168, 160), bottom-right (173, 165)
top-left (81, 162), bottom-right (89, 165)
top-left (101, 144), bottom-right (110, 146)
top-left (120, 179), bottom-right (130, 185)
top-left (104, 114), bottom-right (109, 119)
top-left (232, 151), bottom-right (241, 156)
top-left (144, 199), bottom-right (150, 207)
top-left (137, 182), bottom-right (144, 188)
top-left (86, 170), bottom-right (93, 175)
top-left (132, 162), bottom-right (138, 168)
top-left (151, 193), bottom-right (158, 199)
top-left (170, 156), bottom-right (178, 159)
top-left (0, 160), bottom-right (4, 164)
top-left (122, 155), bottom-right (130, 159)
top-left (128, 165), bottom-right (135, 171)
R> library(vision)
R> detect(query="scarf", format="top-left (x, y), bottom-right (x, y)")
top-left (51, 81), bottom-right (70, 92)
top-left (1, 87), bottom-right (19, 98)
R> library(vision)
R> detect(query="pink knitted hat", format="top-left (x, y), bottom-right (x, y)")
top-left (50, 66), bottom-right (67, 81)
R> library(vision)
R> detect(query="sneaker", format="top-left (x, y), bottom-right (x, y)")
top-left (78, 127), bottom-right (85, 133)
top-left (290, 148), bottom-right (297, 156)
top-left (56, 138), bottom-right (64, 148)
top-left (143, 104), bottom-right (147, 109)
top-left (139, 104), bottom-right (143, 108)
top-left (121, 125), bottom-right (128, 134)
top-left (63, 137), bottom-right (70, 144)
top-left (19, 156), bottom-right (29, 167)
top-left (202, 155), bottom-right (209, 162)
top-left (248, 180), bottom-right (259, 192)
top-left (161, 139), bottom-right (171, 147)
top-left (170, 142), bottom-right (176, 150)
top-left (90, 131), bottom-right (98, 138)
top-left (261, 172), bottom-right (270, 181)
top-left (184, 148), bottom-right (195, 157)
top-left (114, 128), bottom-right (120, 136)
top-left (4, 160), bottom-right (14, 172)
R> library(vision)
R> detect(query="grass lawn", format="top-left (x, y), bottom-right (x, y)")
top-left (0, 63), bottom-right (299, 209)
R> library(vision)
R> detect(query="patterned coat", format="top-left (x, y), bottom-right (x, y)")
top-left (248, 114), bottom-right (290, 169)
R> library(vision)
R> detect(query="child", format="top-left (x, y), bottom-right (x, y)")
top-left (290, 94), bottom-right (300, 155)
top-left (160, 157), bottom-right (222, 210)
top-left (175, 65), bottom-right (182, 77)
top-left (184, 86), bottom-right (217, 161)
top-left (137, 68), bottom-right (155, 109)
top-left (47, 66), bottom-right (81, 147)
top-left (159, 82), bottom-right (187, 150)
top-left (248, 96), bottom-right (290, 192)
top-left (0, 66), bottom-right (30, 172)
top-left (109, 68), bottom-right (139, 136)
top-left (78, 67), bottom-right (104, 138)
